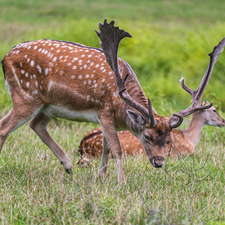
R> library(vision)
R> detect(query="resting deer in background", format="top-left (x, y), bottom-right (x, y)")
top-left (77, 101), bottom-right (225, 164)
top-left (1, 19), bottom-right (225, 182)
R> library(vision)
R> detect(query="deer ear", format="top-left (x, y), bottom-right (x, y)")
top-left (126, 110), bottom-right (145, 125)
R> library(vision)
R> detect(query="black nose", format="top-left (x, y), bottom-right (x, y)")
top-left (152, 156), bottom-right (164, 168)
top-left (153, 160), bottom-right (164, 168)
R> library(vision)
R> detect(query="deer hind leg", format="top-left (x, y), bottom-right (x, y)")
top-left (100, 120), bottom-right (125, 182)
top-left (0, 106), bottom-right (42, 153)
top-left (29, 112), bottom-right (72, 173)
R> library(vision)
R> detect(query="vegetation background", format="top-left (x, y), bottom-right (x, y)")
top-left (0, 0), bottom-right (225, 224)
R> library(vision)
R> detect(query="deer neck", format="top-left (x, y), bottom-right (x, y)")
top-left (182, 112), bottom-right (206, 147)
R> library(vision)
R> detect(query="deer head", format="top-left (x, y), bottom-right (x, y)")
top-left (198, 101), bottom-right (225, 127)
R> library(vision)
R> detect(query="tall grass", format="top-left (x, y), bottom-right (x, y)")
top-left (0, 122), bottom-right (224, 224)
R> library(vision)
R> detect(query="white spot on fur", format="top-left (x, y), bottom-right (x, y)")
top-left (37, 65), bottom-right (42, 73)
top-left (45, 68), bottom-right (48, 75)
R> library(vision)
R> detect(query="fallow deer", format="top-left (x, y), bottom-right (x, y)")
top-left (77, 101), bottom-right (225, 163)
top-left (1, 19), bottom-right (225, 182)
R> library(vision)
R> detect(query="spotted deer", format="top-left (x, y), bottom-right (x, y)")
top-left (77, 101), bottom-right (225, 163)
top-left (1, 19), bottom-right (225, 182)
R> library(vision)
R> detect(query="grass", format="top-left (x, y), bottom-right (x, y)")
top-left (1, 0), bottom-right (225, 224)
top-left (0, 121), bottom-right (225, 224)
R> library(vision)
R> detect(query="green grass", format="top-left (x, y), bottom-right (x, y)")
top-left (0, 121), bottom-right (225, 224)
top-left (1, 0), bottom-right (225, 224)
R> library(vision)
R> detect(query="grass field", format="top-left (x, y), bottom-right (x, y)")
top-left (0, 0), bottom-right (225, 224)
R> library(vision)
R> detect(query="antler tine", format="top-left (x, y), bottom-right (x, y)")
top-left (148, 98), bottom-right (155, 126)
top-left (168, 37), bottom-right (225, 129)
top-left (95, 19), bottom-right (155, 125)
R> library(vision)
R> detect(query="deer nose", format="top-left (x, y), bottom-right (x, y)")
top-left (152, 157), bottom-right (164, 168)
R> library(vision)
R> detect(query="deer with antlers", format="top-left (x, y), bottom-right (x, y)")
top-left (77, 101), bottom-right (225, 163)
top-left (1, 19), bottom-right (225, 182)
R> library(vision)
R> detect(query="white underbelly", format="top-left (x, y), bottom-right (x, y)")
top-left (43, 105), bottom-right (100, 124)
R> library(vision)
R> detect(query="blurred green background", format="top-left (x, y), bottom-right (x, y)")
top-left (1, 0), bottom-right (225, 116)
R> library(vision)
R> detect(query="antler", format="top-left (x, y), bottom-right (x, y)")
top-left (95, 19), bottom-right (156, 126)
top-left (169, 37), bottom-right (225, 129)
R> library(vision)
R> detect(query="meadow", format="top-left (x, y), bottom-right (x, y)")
top-left (0, 0), bottom-right (225, 224)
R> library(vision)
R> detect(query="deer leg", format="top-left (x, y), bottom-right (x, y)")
top-left (0, 109), bottom-right (13, 151)
top-left (100, 120), bottom-right (125, 182)
top-left (0, 106), bottom-right (42, 152)
top-left (29, 112), bottom-right (72, 173)
top-left (99, 134), bottom-right (111, 179)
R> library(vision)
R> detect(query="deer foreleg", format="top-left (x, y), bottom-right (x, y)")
top-left (100, 120), bottom-right (125, 182)
top-left (29, 112), bottom-right (73, 173)
top-left (99, 134), bottom-right (111, 179)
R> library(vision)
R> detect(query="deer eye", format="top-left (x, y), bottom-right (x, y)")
top-left (144, 135), bottom-right (151, 141)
